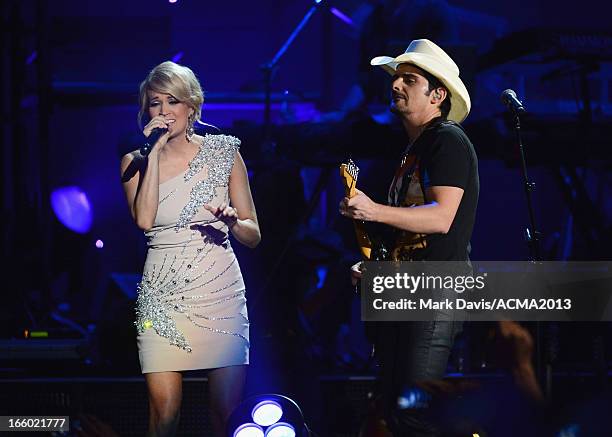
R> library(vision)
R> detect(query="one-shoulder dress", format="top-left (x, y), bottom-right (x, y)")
top-left (135, 134), bottom-right (249, 373)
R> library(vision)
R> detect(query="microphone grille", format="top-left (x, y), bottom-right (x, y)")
top-left (501, 88), bottom-right (516, 98)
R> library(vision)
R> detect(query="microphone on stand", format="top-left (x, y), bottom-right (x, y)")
top-left (501, 89), bottom-right (526, 114)
top-left (140, 127), bottom-right (168, 156)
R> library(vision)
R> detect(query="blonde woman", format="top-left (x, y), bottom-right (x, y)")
top-left (120, 61), bottom-right (260, 436)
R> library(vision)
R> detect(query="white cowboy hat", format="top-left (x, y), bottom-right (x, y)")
top-left (370, 39), bottom-right (471, 123)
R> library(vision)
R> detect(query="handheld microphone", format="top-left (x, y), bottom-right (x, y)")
top-left (501, 89), bottom-right (525, 114)
top-left (140, 127), bottom-right (168, 156)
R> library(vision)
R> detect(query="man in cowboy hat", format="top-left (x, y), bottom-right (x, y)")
top-left (340, 39), bottom-right (479, 435)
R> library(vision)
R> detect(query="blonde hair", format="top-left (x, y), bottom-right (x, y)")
top-left (138, 61), bottom-right (204, 128)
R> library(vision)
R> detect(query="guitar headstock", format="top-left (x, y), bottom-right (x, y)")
top-left (339, 158), bottom-right (359, 198)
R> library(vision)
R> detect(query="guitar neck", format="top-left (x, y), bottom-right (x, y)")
top-left (340, 161), bottom-right (373, 260)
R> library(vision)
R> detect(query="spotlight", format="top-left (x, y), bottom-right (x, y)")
top-left (252, 400), bottom-right (283, 426)
top-left (95, 239), bottom-right (104, 249)
top-left (397, 386), bottom-right (431, 409)
top-left (265, 423), bottom-right (295, 437)
top-left (234, 423), bottom-right (264, 437)
top-left (51, 186), bottom-right (93, 234)
top-left (227, 394), bottom-right (308, 437)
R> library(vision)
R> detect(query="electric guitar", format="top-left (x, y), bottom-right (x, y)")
top-left (339, 158), bottom-right (374, 259)
top-left (340, 159), bottom-right (391, 437)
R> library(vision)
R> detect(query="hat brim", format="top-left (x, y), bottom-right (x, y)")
top-left (371, 53), bottom-right (471, 123)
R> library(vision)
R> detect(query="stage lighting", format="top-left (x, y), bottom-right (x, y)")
top-left (51, 186), bottom-right (93, 234)
top-left (252, 400), bottom-right (283, 426)
top-left (233, 423), bottom-right (264, 437)
top-left (227, 394), bottom-right (308, 437)
top-left (397, 386), bottom-right (431, 409)
top-left (330, 8), bottom-right (354, 27)
top-left (265, 423), bottom-right (295, 437)
top-left (95, 239), bottom-right (104, 249)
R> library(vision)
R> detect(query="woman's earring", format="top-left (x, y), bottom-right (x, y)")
top-left (186, 114), bottom-right (195, 142)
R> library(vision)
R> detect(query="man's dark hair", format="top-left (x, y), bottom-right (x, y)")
top-left (421, 69), bottom-right (452, 119)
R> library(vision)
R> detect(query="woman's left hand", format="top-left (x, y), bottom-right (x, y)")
top-left (204, 202), bottom-right (238, 227)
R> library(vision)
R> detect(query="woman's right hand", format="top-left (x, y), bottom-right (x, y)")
top-left (142, 116), bottom-right (171, 152)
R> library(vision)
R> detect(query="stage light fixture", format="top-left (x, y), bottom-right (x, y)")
top-left (233, 423), bottom-right (264, 437)
top-left (227, 394), bottom-right (308, 437)
top-left (252, 400), bottom-right (283, 427)
top-left (265, 422), bottom-right (295, 437)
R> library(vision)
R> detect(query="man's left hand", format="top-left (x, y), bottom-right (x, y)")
top-left (339, 189), bottom-right (380, 222)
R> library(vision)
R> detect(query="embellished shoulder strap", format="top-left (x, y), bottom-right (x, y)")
top-left (204, 134), bottom-right (241, 155)
top-left (175, 134), bottom-right (241, 230)
top-left (184, 135), bottom-right (240, 181)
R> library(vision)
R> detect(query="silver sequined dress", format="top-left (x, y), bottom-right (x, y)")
top-left (135, 134), bottom-right (249, 373)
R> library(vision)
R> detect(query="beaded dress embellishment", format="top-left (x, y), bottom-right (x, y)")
top-left (176, 134), bottom-right (240, 230)
top-left (135, 134), bottom-right (246, 352)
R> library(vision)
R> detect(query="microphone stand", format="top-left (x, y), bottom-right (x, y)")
top-left (261, 0), bottom-right (326, 143)
top-left (513, 113), bottom-right (541, 261)
top-left (510, 107), bottom-right (553, 399)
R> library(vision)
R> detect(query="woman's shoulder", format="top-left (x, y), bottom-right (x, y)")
top-left (195, 123), bottom-right (241, 149)
top-left (201, 133), bottom-right (241, 149)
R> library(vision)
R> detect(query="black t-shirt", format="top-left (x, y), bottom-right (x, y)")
top-left (388, 118), bottom-right (479, 261)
